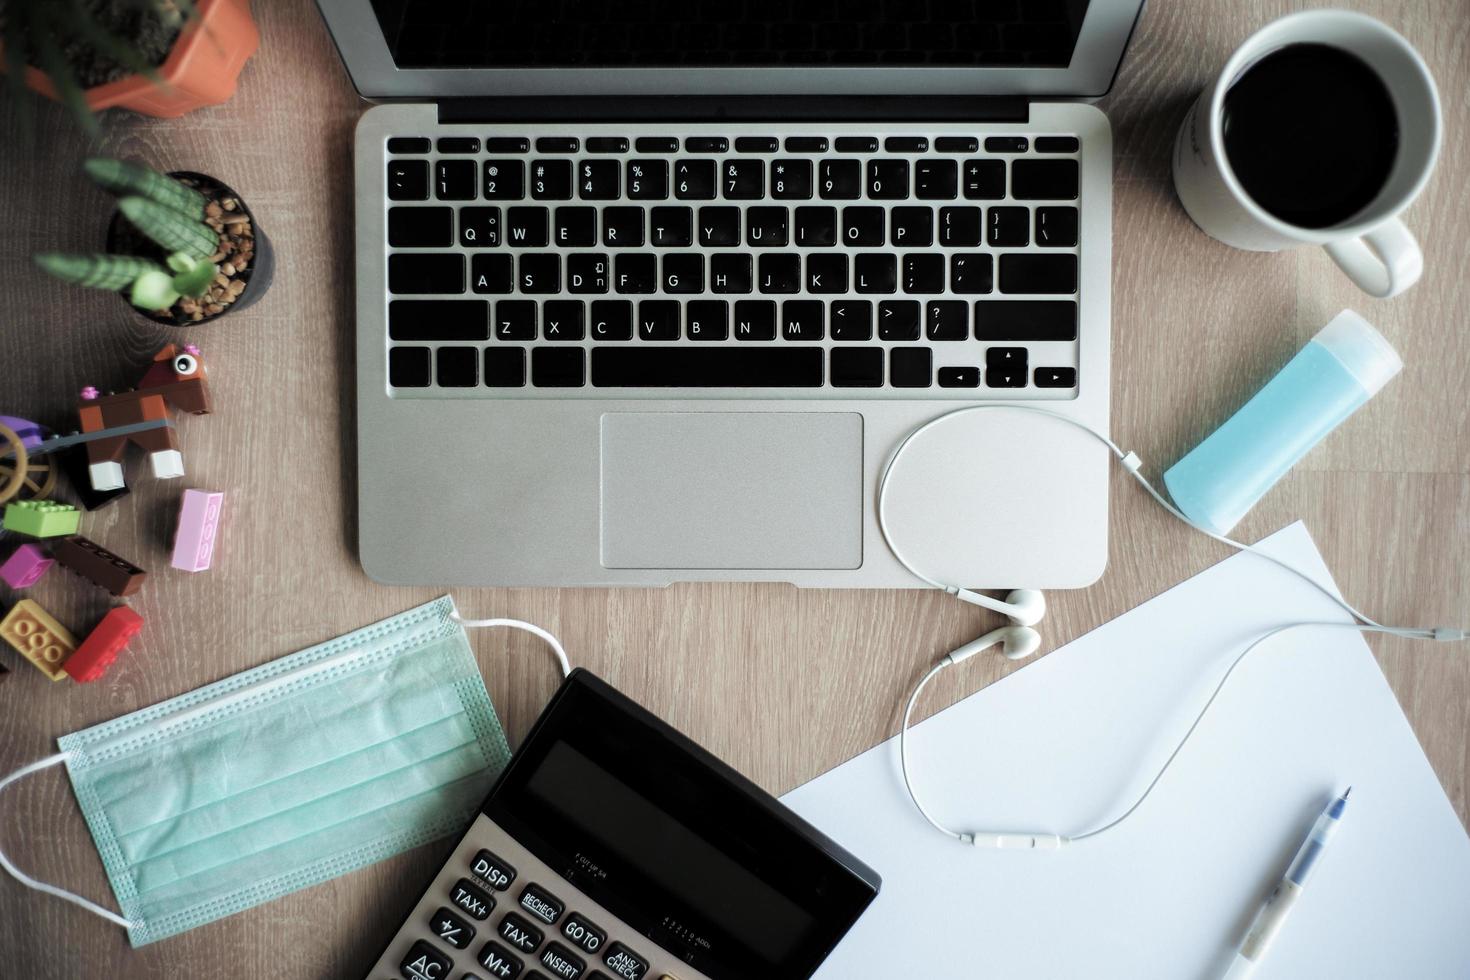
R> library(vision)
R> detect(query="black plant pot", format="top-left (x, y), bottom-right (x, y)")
top-left (104, 170), bottom-right (274, 327)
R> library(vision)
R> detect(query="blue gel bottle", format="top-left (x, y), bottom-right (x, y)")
top-left (1163, 310), bottom-right (1402, 535)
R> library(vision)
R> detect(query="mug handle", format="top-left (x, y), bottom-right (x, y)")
top-left (1324, 218), bottom-right (1424, 299)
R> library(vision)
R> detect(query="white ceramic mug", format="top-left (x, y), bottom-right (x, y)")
top-left (1172, 10), bottom-right (1441, 298)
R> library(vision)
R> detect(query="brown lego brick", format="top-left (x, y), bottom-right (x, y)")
top-left (52, 536), bottom-right (148, 597)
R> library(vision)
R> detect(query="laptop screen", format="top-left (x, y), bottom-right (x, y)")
top-left (369, 0), bottom-right (1092, 71)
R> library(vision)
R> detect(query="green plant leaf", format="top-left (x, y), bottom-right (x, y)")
top-left (84, 158), bottom-right (209, 218)
top-left (118, 195), bottom-right (219, 261)
top-left (130, 269), bottom-right (181, 310)
top-left (169, 255), bottom-right (216, 298)
top-left (30, 7), bottom-right (98, 138)
top-left (34, 252), bottom-right (166, 290)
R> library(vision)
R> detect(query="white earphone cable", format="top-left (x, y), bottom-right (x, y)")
top-left (451, 611), bottom-right (573, 678)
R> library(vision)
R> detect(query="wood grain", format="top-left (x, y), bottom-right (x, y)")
top-left (1, 0), bottom-right (1466, 975)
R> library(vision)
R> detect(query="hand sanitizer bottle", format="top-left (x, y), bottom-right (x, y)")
top-left (1163, 310), bottom-right (1402, 535)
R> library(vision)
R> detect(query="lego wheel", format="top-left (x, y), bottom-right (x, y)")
top-left (0, 423), bottom-right (57, 505)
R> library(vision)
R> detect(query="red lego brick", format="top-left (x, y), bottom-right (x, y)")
top-left (63, 606), bottom-right (144, 683)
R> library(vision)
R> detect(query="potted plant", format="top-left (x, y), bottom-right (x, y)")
top-left (0, 0), bottom-right (258, 131)
top-left (34, 158), bottom-right (273, 325)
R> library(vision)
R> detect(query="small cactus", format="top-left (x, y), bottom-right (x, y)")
top-left (33, 253), bottom-right (165, 291)
top-left (117, 196), bottom-right (219, 263)
top-left (84, 158), bottom-right (207, 220)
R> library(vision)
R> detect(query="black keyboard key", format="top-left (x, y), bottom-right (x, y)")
top-left (531, 160), bottom-right (573, 200)
top-left (536, 137), bottom-right (579, 153)
top-left (759, 254), bottom-right (801, 293)
top-left (935, 136), bottom-right (979, 153)
top-left (636, 136), bottom-right (678, 153)
top-left (830, 347), bottom-right (883, 387)
top-left (835, 136), bottom-right (878, 152)
top-left (593, 347), bottom-right (823, 387)
top-left (388, 159), bottom-right (429, 201)
top-left (636, 301), bottom-right (679, 340)
top-left (472, 254), bottom-right (513, 293)
top-left (561, 914), bottom-right (606, 956)
top-left (389, 206), bottom-right (453, 247)
top-left (915, 159), bottom-right (958, 199)
top-left (939, 365), bottom-right (980, 387)
top-left (685, 136), bottom-right (728, 153)
top-left (736, 136), bottom-right (778, 153)
top-left (591, 300), bottom-right (633, 340)
top-left (460, 206), bottom-right (502, 247)
top-left (783, 300), bottom-right (824, 340)
top-left (626, 160), bottom-right (669, 200)
top-left (855, 253), bottom-right (896, 293)
top-left (615, 254), bottom-right (657, 293)
top-left (950, 252), bottom-right (993, 293)
top-left (602, 942), bottom-right (650, 980)
top-left (554, 207), bottom-right (596, 247)
top-left (733, 300), bottom-right (776, 340)
top-left (686, 300), bottom-right (728, 340)
top-left (785, 136), bottom-right (828, 153)
top-left (711, 254), bottom-right (752, 293)
top-left (722, 159), bottom-right (764, 199)
top-left (499, 912), bottom-right (544, 952)
top-left (387, 137), bottom-right (430, 153)
top-left (986, 346), bottom-right (1028, 372)
top-left (485, 347), bottom-right (526, 387)
top-left (819, 160), bottom-right (861, 199)
top-left (650, 206), bottom-right (693, 246)
top-left (532, 347), bottom-right (585, 387)
top-left (603, 207), bottom-right (645, 247)
top-left (1036, 136), bottom-right (1080, 153)
top-left (487, 137), bottom-right (530, 153)
top-left (539, 942), bottom-right (586, 980)
top-left (1012, 159), bottom-right (1079, 200)
top-left (926, 300), bottom-right (968, 340)
top-left (674, 159), bottom-right (717, 199)
top-left (402, 940), bottom-right (453, 980)
top-left (507, 207), bottom-right (550, 247)
top-left (987, 366), bottom-right (1027, 388)
top-left (451, 878), bottom-right (496, 919)
top-left (496, 301), bottom-right (537, 340)
top-left (430, 906), bottom-right (476, 949)
top-left (795, 206), bottom-right (837, 247)
top-left (975, 300), bottom-right (1078, 340)
top-left (771, 159), bottom-right (813, 199)
top-left (985, 136), bottom-right (1029, 153)
top-left (746, 206), bottom-right (789, 246)
top-left (988, 206), bottom-right (1030, 247)
top-left (518, 254), bottom-right (560, 293)
top-left (435, 345), bottom-right (478, 387)
top-left (478, 940), bottom-right (525, 979)
top-left (806, 253), bottom-right (848, 293)
top-left (567, 253), bottom-right (610, 293)
top-left (885, 136), bottom-right (929, 153)
top-left (902, 254), bottom-right (944, 293)
top-left (543, 301), bottom-right (586, 340)
top-left (1036, 206), bottom-right (1079, 247)
top-left (891, 207), bottom-right (933, 247)
top-left (579, 160), bottom-right (620, 199)
top-left (1035, 366), bottom-right (1077, 388)
top-left (879, 300), bottom-right (920, 340)
top-left (938, 206), bottom-right (981, 246)
top-left (890, 347), bottom-right (932, 388)
top-left (388, 346), bottom-right (430, 387)
top-left (829, 300), bottom-right (872, 340)
top-left (586, 137), bottom-right (629, 153)
top-left (390, 300), bottom-right (488, 340)
top-left (999, 254), bottom-right (1077, 293)
top-left (435, 159), bottom-right (476, 200)
top-left (662, 254), bottom-right (703, 293)
top-left (867, 159), bottom-right (909, 199)
top-left (698, 206), bottom-right (740, 247)
top-left (484, 160), bottom-right (525, 200)
top-left (389, 254), bottom-right (464, 294)
top-left (842, 206), bottom-right (884, 246)
top-left (963, 159), bottom-right (1006, 199)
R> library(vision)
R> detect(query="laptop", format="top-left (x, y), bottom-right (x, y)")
top-left (316, 0), bottom-right (1143, 589)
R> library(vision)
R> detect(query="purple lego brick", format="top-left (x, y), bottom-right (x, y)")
top-left (0, 543), bottom-right (53, 589)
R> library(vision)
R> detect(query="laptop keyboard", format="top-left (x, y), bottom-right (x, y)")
top-left (382, 127), bottom-right (1083, 397)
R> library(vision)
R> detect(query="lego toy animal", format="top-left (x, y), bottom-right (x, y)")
top-left (78, 344), bottom-right (212, 492)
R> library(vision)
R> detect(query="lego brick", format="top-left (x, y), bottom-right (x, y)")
top-left (0, 599), bottom-right (77, 681)
top-left (171, 489), bottom-right (225, 572)
top-left (64, 606), bottom-right (144, 683)
top-left (0, 543), bottom-right (53, 589)
top-left (53, 536), bottom-right (148, 597)
top-left (2, 500), bottom-right (81, 538)
top-left (62, 445), bottom-right (130, 511)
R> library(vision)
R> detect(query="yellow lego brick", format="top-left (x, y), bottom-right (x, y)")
top-left (0, 599), bottom-right (77, 682)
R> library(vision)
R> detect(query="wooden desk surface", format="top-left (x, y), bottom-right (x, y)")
top-left (1, 0), bottom-right (1466, 974)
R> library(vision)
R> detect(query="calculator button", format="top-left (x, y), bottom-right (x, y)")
top-left (499, 912), bottom-right (545, 952)
top-left (451, 878), bottom-right (496, 920)
top-left (601, 943), bottom-right (649, 980)
top-left (401, 939), bottom-right (454, 980)
top-left (471, 850), bottom-right (518, 891)
top-left (479, 941), bottom-right (525, 979)
top-left (430, 907), bottom-right (475, 950)
top-left (519, 884), bottom-right (565, 925)
top-left (539, 942), bottom-right (586, 979)
top-left (560, 914), bottom-right (605, 955)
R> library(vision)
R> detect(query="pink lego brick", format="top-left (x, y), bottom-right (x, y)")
top-left (170, 489), bottom-right (225, 572)
top-left (1, 543), bottom-right (54, 589)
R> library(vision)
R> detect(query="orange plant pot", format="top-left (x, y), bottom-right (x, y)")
top-left (4, 0), bottom-right (258, 119)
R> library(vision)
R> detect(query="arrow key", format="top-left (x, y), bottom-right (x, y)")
top-left (1034, 366), bottom-right (1077, 388)
top-left (985, 346), bottom-right (1028, 372)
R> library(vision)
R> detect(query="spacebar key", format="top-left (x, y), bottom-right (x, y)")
top-left (592, 347), bottom-right (824, 387)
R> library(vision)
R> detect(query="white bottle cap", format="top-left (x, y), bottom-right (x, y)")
top-left (1312, 309), bottom-right (1403, 397)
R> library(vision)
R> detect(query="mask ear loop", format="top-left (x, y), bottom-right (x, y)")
top-left (450, 610), bottom-right (573, 679)
top-left (0, 752), bottom-right (134, 929)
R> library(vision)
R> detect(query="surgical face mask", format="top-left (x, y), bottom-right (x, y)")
top-left (0, 596), bottom-right (566, 947)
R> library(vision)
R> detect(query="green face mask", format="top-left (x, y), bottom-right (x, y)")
top-left (0, 596), bottom-right (539, 947)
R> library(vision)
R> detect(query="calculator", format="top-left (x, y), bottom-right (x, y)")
top-left (367, 669), bottom-right (880, 980)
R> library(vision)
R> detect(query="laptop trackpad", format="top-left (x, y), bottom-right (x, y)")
top-left (601, 413), bottom-right (863, 570)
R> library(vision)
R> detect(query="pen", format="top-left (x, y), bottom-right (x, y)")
top-left (1223, 788), bottom-right (1351, 979)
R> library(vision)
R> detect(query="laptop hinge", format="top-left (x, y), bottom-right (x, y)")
top-left (436, 96), bottom-right (1029, 125)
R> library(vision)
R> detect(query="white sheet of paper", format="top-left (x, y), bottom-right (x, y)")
top-left (783, 522), bottom-right (1470, 979)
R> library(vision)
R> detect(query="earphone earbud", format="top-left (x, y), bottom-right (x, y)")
top-left (949, 587), bottom-right (1048, 627)
top-left (943, 626), bottom-right (1043, 665)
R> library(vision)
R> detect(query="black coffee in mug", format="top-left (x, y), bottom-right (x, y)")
top-left (1222, 43), bottom-right (1399, 229)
